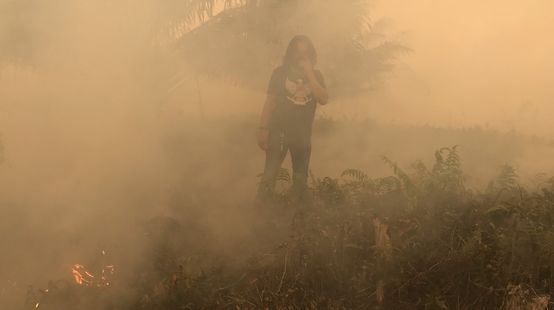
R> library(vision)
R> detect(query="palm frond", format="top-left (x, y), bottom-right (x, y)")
top-left (171, 0), bottom-right (409, 94)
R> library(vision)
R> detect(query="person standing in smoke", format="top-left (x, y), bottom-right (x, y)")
top-left (256, 35), bottom-right (329, 203)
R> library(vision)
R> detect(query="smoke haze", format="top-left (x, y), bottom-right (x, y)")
top-left (368, 0), bottom-right (554, 134)
top-left (1, 0), bottom-right (553, 308)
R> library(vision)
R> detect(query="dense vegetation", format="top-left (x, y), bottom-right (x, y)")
top-left (24, 144), bottom-right (554, 309)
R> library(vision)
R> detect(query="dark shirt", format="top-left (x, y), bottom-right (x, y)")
top-left (267, 65), bottom-right (326, 146)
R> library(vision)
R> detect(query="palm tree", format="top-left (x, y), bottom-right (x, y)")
top-left (161, 0), bottom-right (410, 97)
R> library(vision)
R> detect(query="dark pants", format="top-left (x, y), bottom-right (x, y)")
top-left (256, 129), bottom-right (312, 203)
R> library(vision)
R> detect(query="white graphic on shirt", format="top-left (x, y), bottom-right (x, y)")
top-left (285, 77), bottom-right (312, 106)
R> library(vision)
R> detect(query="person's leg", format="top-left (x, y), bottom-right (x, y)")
top-left (256, 131), bottom-right (288, 203)
top-left (289, 143), bottom-right (312, 204)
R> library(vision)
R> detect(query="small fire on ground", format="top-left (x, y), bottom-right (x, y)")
top-left (72, 263), bottom-right (115, 287)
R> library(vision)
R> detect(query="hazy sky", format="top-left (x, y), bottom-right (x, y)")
top-left (370, 0), bottom-right (554, 135)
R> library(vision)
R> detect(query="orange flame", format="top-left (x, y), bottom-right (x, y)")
top-left (71, 263), bottom-right (115, 287)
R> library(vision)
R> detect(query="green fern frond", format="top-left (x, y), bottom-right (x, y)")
top-left (375, 176), bottom-right (402, 193)
top-left (382, 156), bottom-right (413, 189)
top-left (341, 168), bottom-right (369, 182)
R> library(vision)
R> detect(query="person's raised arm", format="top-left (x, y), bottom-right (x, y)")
top-left (306, 71), bottom-right (328, 105)
top-left (300, 59), bottom-right (328, 105)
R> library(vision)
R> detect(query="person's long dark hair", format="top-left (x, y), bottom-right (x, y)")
top-left (283, 35), bottom-right (317, 68)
